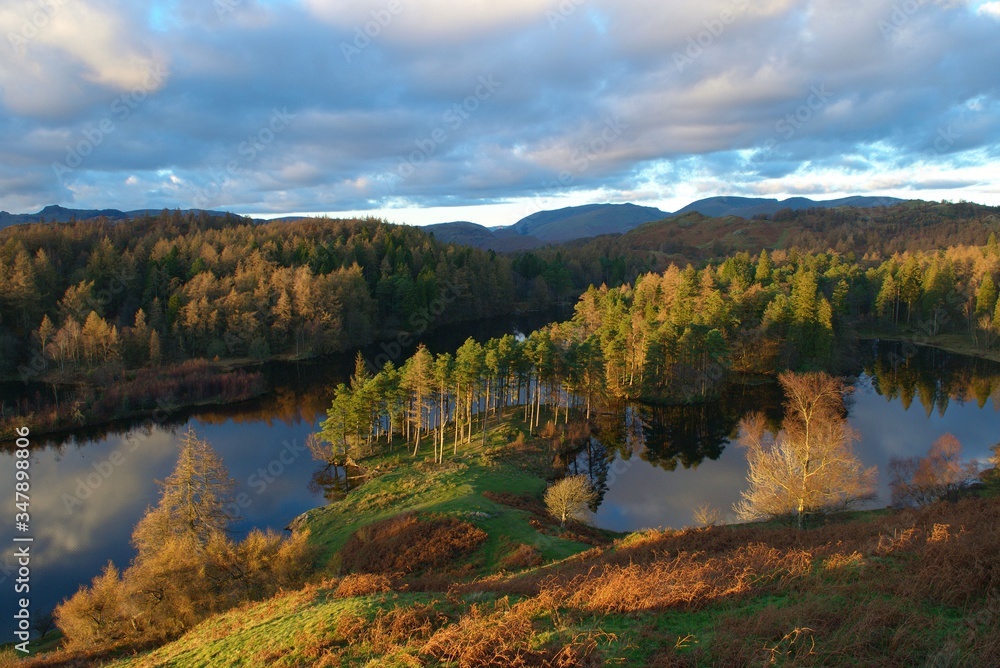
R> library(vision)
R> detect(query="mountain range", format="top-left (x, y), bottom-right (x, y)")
top-left (0, 205), bottom-right (237, 231)
top-left (425, 196), bottom-right (906, 250)
top-left (2, 196), bottom-right (906, 248)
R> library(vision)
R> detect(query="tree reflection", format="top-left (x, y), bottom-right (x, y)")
top-left (574, 381), bottom-right (785, 513)
top-left (864, 341), bottom-right (1000, 416)
top-left (308, 463), bottom-right (368, 502)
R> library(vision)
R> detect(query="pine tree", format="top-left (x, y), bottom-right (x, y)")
top-left (402, 344), bottom-right (435, 455)
top-left (433, 352), bottom-right (453, 462)
top-left (755, 249), bottom-right (774, 284)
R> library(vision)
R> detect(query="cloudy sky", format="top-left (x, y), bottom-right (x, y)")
top-left (1, 0), bottom-right (998, 226)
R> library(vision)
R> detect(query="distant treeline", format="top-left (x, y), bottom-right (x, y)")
top-left (3, 203), bottom-right (1000, 387)
top-left (0, 211), bottom-right (588, 378)
top-left (515, 200), bottom-right (1000, 285)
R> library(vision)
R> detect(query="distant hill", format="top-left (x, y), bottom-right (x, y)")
top-left (674, 195), bottom-right (905, 218)
top-left (425, 203), bottom-right (672, 250)
top-left (424, 221), bottom-right (544, 252)
top-left (508, 203), bottom-right (670, 242)
top-left (425, 197), bottom-right (908, 251)
top-left (0, 205), bottom-right (233, 230)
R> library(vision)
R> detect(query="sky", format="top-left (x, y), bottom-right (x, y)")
top-left (1, 0), bottom-right (999, 227)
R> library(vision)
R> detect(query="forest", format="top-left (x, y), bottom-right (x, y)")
top-left (0, 211), bottom-right (573, 436)
top-left (309, 237), bottom-right (1000, 476)
top-left (1, 202), bottom-right (999, 439)
top-left (3, 202), bottom-right (999, 376)
top-left (0, 212), bottom-right (525, 375)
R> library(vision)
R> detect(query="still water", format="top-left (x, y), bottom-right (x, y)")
top-left (0, 312), bottom-right (559, 637)
top-left (1, 335), bottom-right (998, 638)
top-left (575, 341), bottom-right (1000, 532)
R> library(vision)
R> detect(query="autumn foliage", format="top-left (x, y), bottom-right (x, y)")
top-left (338, 512), bottom-right (488, 576)
top-left (735, 371), bottom-right (877, 527)
top-left (54, 429), bottom-right (314, 649)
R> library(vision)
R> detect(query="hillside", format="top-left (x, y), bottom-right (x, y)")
top-left (673, 195), bottom-right (906, 218)
top-left (17, 416), bottom-right (999, 667)
top-left (423, 197), bottom-right (910, 251)
top-left (425, 204), bottom-right (671, 250)
top-left (507, 203), bottom-right (671, 242)
top-left (424, 221), bottom-right (544, 251)
top-left (532, 200), bottom-right (1000, 274)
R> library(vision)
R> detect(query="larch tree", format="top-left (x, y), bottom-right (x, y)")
top-left (132, 427), bottom-right (237, 555)
top-left (735, 371), bottom-right (877, 528)
top-left (57, 428), bottom-right (314, 647)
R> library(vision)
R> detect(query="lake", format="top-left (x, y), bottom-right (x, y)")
top-left (573, 341), bottom-right (1000, 532)
top-left (1, 335), bottom-right (998, 638)
top-left (0, 310), bottom-right (561, 638)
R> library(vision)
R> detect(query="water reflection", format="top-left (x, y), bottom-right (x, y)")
top-left (575, 341), bottom-right (1000, 533)
top-left (309, 463), bottom-right (369, 503)
top-left (0, 310), bottom-right (563, 638)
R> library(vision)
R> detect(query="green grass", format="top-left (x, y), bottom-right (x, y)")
top-left (21, 411), bottom-right (999, 667)
top-left (110, 588), bottom-right (450, 667)
top-left (0, 633), bottom-right (63, 661)
top-left (303, 413), bottom-right (596, 576)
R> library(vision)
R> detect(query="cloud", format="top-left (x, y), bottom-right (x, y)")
top-left (0, 0), bottom-right (998, 221)
top-left (304, 0), bottom-right (550, 42)
top-left (0, 1), bottom-right (166, 118)
top-left (978, 1), bottom-right (1000, 18)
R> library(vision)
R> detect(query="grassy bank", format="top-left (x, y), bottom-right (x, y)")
top-left (8, 414), bottom-right (1000, 667)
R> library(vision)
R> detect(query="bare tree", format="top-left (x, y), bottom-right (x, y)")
top-left (31, 610), bottom-right (57, 640)
top-left (693, 503), bottom-right (723, 527)
top-left (544, 475), bottom-right (595, 527)
top-left (735, 372), bottom-right (877, 528)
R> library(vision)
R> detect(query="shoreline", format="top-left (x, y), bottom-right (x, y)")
top-left (859, 331), bottom-right (1000, 365)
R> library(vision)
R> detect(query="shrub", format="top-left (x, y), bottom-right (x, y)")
top-left (333, 574), bottom-right (393, 598)
top-left (339, 513), bottom-right (488, 575)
